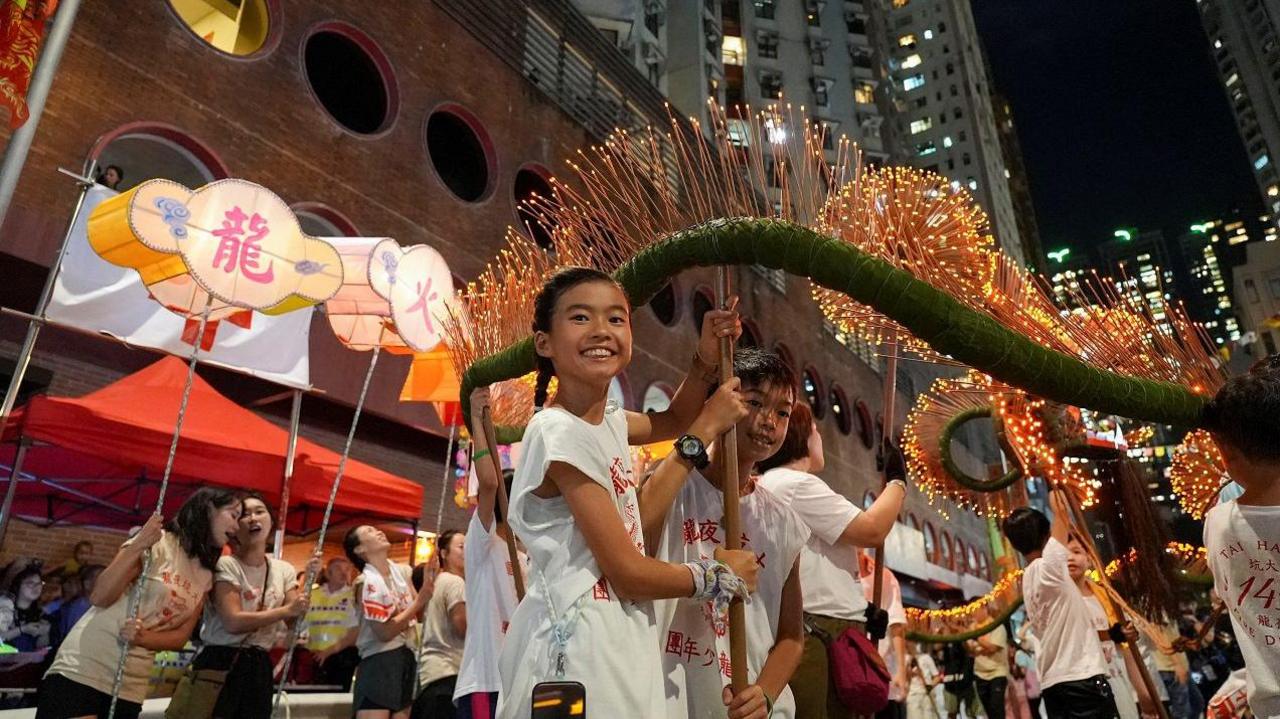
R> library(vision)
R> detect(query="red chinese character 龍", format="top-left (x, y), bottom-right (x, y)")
top-left (211, 206), bottom-right (275, 284)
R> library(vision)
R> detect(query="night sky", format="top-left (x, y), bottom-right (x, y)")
top-left (970, 0), bottom-right (1263, 256)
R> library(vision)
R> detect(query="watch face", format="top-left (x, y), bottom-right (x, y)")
top-left (680, 437), bottom-right (701, 455)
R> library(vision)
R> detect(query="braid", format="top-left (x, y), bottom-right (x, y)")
top-left (533, 360), bottom-right (553, 411)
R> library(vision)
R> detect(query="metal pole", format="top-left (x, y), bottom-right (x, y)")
top-left (0, 439), bottom-right (31, 547)
top-left (275, 389), bottom-right (303, 559)
top-left (107, 300), bottom-right (212, 719)
top-left (0, 166), bottom-right (96, 425)
top-left (273, 346), bottom-right (381, 718)
top-left (715, 267), bottom-right (748, 695)
top-left (0, 0), bottom-right (84, 225)
top-left (871, 342), bottom-right (899, 614)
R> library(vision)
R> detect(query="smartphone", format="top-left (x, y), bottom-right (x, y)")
top-left (531, 681), bottom-right (585, 718)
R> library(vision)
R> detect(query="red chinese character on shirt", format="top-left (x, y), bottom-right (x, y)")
top-left (609, 457), bottom-right (632, 496)
top-left (683, 518), bottom-right (698, 545)
top-left (592, 578), bottom-right (610, 601)
top-left (211, 206), bottom-right (275, 284)
top-left (698, 520), bottom-right (721, 544)
top-left (719, 651), bottom-right (733, 678)
top-left (683, 638), bottom-right (700, 662)
top-left (665, 631), bottom-right (685, 655)
top-left (702, 648), bottom-right (717, 667)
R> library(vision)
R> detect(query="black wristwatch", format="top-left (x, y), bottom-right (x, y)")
top-left (674, 434), bottom-right (710, 470)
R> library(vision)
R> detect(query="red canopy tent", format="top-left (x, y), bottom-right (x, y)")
top-left (0, 356), bottom-right (424, 534)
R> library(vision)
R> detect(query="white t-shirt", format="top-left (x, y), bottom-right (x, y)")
top-left (496, 404), bottom-right (665, 719)
top-left (454, 511), bottom-right (526, 700)
top-left (909, 652), bottom-right (940, 697)
top-left (656, 471), bottom-right (811, 719)
top-left (759, 467), bottom-right (868, 621)
top-left (357, 562), bottom-right (415, 657)
top-left (1083, 593), bottom-right (1138, 719)
top-left (862, 563), bottom-right (908, 698)
top-left (46, 532), bottom-right (213, 704)
top-left (420, 571), bottom-right (466, 687)
top-left (1204, 500), bottom-right (1280, 719)
top-left (1021, 537), bottom-right (1110, 690)
top-left (200, 555), bottom-right (298, 649)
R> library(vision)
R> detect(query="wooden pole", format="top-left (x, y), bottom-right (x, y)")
top-left (480, 405), bottom-right (525, 601)
top-left (871, 342), bottom-right (899, 615)
top-left (716, 267), bottom-right (748, 695)
top-left (1059, 486), bottom-right (1169, 719)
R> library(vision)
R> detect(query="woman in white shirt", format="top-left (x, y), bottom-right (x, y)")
top-left (37, 487), bottom-right (242, 719)
top-left (344, 525), bottom-right (431, 719)
top-left (192, 492), bottom-right (311, 718)
top-left (758, 400), bottom-right (908, 718)
top-left (414, 528), bottom-right (467, 719)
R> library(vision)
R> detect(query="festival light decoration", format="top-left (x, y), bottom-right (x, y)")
top-left (1169, 429), bottom-right (1229, 520)
top-left (87, 178), bottom-right (343, 325)
top-left (325, 238), bottom-right (453, 353)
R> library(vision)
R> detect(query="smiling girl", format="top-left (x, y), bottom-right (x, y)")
top-left (191, 492), bottom-right (313, 718)
top-left (494, 267), bottom-right (760, 719)
top-left (37, 487), bottom-right (242, 719)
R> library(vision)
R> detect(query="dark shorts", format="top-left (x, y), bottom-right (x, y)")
top-left (1042, 675), bottom-right (1119, 719)
top-left (35, 673), bottom-right (142, 719)
top-left (191, 644), bottom-right (274, 719)
top-left (353, 646), bottom-right (417, 713)
top-left (411, 674), bottom-right (458, 719)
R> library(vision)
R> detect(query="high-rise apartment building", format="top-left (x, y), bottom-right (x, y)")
top-left (1095, 229), bottom-right (1179, 330)
top-left (1198, 0), bottom-right (1280, 222)
top-left (993, 93), bottom-right (1045, 272)
top-left (880, 0), bottom-right (1024, 265)
top-left (1176, 219), bottom-right (1244, 346)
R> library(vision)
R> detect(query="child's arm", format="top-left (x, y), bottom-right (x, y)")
top-left (637, 379), bottom-right (746, 550)
top-left (627, 300), bottom-right (740, 445)
top-left (551, 461), bottom-right (758, 601)
top-left (91, 513), bottom-right (163, 608)
top-left (725, 558), bottom-right (804, 719)
top-left (470, 387), bottom-right (500, 531)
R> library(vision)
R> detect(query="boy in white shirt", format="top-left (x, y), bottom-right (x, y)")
top-left (1198, 356), bottom-right (1280, 719)
top-left (649, 348), bottom-right (810, 719)
top-left (1002, 490), bottom-right (1117, 719)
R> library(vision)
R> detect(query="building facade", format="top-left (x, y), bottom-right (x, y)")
top-left (1234, 238), bottom-right (1280, 355)
top-left (0, 0), bottom-right (996, 601)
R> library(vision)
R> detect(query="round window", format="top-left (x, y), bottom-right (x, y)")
top-left (650, 282), bottom-right (678, 326)
top-left (802, 368), bottom-right (825, 420)
top-left (691, 287), bottom-right (715, 333)
top-left (303, 25), bottom-right (397, 135)
top-left (427, 106), bottom-right (495, 202)
top-left (514, 166), bottom-right (555, 248)
top-left (830, 385), bottom-right (851, 435)
top-left (168, 0), bottom-right (272, 57)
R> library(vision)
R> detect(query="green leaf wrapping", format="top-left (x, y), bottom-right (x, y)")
top-left (939, 406), bottom-right (1023, 492)
top-left (463, 219), bottom-right (1205, 441)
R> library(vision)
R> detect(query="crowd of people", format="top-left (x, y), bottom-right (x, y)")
top-left (0, 267), bottom-right (1274, 719)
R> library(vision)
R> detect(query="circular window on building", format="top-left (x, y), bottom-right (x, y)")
top-left (939, 531), bottom-right (953, 568)
top-left (854, 399), bottom-right (873, 448)
top-left (649, 281), bottom-right (679, 326)
top-left (830, 384), bottom-right (851, 435)
top-left (802, 368), bottom-right (825, 419)
top-left (691, 286), bottom-right (715, 333)
top-left (291, 202), bottom-right (360, 237)
top-left (643, 382), bottom-right (674, 413)
top-left (427, 105), bottom-right (495, 202)
top-left (168, 0), bottom-right (273, 57)
top-left (92, 123), bottom-right (229, 192)
top-left (514, 165), bottom-right (555, 248)
top-left (304, 24), bottom-right (397, 135)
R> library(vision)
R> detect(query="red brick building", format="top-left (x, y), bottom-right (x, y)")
top-left (0, 0), bottom-right (996, 603)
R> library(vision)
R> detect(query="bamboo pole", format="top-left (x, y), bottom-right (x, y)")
top-left (716, 267), bottom-right (748, 695)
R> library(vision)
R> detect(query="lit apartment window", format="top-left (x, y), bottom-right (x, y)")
top-left (806, 0), bottom-right (824, 27)
top-left (901, 53), bottom-right (922, 69)
top-left (916, 141), bottom-right (937, 156)
top-left (923, 29), bottom-right (934, 39)
top-left (759, 71), bottom-right (783, 99)
top-left (1256, 154), bottom-right (1271, 170)
top-left (942, 135), bottom-right (953, 147)
top-left (903, 74), bottom-right (925, 91)
top-left (723, 36), bottom-right (746, 65)
top-left (754, 0), bottom-right (776, 19)
top-left (854, 81), bottom-right (875, 104)
top-left (811, 77), bottom-right (832, 106)
top-left (967, 178), bottom-right (977, 190)
top-left (898, 33), bottom-right (916, 48)
top-left (910, 118), bottom-right (932, 134)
